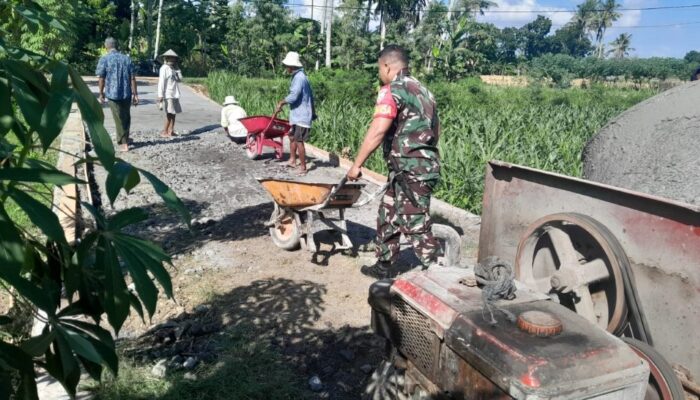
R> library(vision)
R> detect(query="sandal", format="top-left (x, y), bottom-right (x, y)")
top-left (296, 169), bottom-right (308, 176)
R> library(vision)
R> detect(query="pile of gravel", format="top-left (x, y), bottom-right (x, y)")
top-left (582, 82), bottom-right (700, 206)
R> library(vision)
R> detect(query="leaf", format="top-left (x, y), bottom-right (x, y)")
top-left (14, 3), bottom-right (66, 32)
top-left (59, 321), bottom-right (118, 375)
top-left (127, 291), bottom-right (145, 321)
top-left (20, 330), bottom-right (55, 357)
top-left (56, 326), bottom-right (102, 366)
top-left (45, 334), bottom-right (80, 398)
top-left (0, 205), bottom-right (52, 312)
top-left (97, 238), bottom-right (130, 333)
top-left (0, 74), bottom-right (12, 136)
top-left (0, 341), bottom-right (37, 400)
top-left (68, 67), bottom-right (114, 168)
top-left (111, 241), bottom-right (159, 317)
top-left (5, 60), bottom-right (48, 130)
top-left (0, 167), bottom-right (82, 185)
top-left (80, 202), bottom-right (106, 230)
top-left (107, 208), bottom-right (149, 231)
top-left (38, 62), bottom-right (73, 151)
top-left (105, 161), bottom-right (141, 205)
top-left (7, 188), bottom-right (67, 244)
top-left (140, 169), bottom-right (191, 227)
top-left (0, 316), bottom-right (11, 325)
top-left (113, 234), bottom-right (172, 298)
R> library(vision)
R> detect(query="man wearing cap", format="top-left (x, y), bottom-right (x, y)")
top-left (157, 49), bottom-right (183, 137)
top-left (275, 51), bottom-right (315, 175)
top-left (220, 95), bottom-right (248, 143)
top-left (96, 37), bottom-right (138, 152)
top-left (347, 45), bottom-right (442, 279)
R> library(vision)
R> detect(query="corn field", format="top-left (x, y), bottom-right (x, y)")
top-left (205, 71), bottom-right (655, 213)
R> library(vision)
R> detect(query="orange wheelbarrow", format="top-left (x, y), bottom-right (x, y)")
top-left (258, 176), bottom-right (375, 252)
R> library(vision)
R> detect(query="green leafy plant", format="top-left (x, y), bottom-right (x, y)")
top-left (0, 2), bottom-right (189, 398)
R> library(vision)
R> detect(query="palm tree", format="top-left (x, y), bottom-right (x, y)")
top-left (446, 0), bottom-right (495, 22)
top-left (593, 0), bottom-right (620, 58)
top-left (571, 0), bottom-right (598, 40)
top-left (608, 33), bottom-right (633, 59)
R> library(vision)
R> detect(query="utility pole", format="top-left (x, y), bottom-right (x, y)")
top-left (313, 0), bottom-right (320, 71)
top-left (325, 0), bottom-right (332, 68)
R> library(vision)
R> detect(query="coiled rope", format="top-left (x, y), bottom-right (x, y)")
top-left (474, 257), bottom-right (517, 325)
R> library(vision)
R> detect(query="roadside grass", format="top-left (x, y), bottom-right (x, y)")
top-left (203, 72), bottom-right (656, 213)
top-left (87, 328), bottom-right (308, 399)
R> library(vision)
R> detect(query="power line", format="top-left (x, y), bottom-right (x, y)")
top-left (246, 0), bottom-right (700, 29)
top-left (273, 1), bottom-right (700, 14)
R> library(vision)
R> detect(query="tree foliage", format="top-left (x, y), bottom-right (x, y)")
top-left (0, 1), bottom-right (189, 397)
top-left (5, 0), bottom-right (696, 81)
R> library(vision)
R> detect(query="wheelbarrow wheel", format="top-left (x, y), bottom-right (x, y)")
top-left (270, 213), bottom-right (301, 251)
top-left (246, 134), bottom-right (260, 160)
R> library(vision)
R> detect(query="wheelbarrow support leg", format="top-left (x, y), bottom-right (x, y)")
top-left (338, 209), bottom-right (353, 250)
top-left (301, 210), bottom-right (318, 253)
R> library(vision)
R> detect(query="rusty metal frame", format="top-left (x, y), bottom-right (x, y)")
top-left (477, 160), bottom-right (700, 381)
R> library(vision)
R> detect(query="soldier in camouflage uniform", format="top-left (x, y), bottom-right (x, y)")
top-left (347, 45), bottom-right (441, 279)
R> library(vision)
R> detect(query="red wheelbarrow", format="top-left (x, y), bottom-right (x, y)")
top-left (239, 113), bottom-right (291, 160)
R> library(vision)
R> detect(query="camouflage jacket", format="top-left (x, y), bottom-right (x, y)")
top-left (374, 69), bottom-right (440, 181)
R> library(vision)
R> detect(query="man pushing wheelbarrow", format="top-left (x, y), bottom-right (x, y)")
top-left (275, 51), bottom-right (316, 176)
top-left (346, 45), bottom-right (442, 279)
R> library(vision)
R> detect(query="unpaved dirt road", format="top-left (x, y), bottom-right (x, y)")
top-left (86, 79), bottom-right (477, 399)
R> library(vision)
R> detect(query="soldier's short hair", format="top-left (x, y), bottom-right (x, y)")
top-left (379, 45), bottom-right (409, 67)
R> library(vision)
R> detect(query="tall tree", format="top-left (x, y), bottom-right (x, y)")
top-left (608, 33), bottom-right (633, 59)
top-left (592, 0), bottom-right (620, 58)
top-left (153, 0), bottom-right (164, 60)
top-left (129, 0), bottom-right (138, 50)
top-left (572, 0), bottom-right (598, 40)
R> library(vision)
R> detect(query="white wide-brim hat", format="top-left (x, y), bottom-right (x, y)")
top-left (282, 51), bottom-right (303, 68)
top-left (223, 95), bottom-right (238, 105)
top-left (160, 49), bottom-right (179, 59)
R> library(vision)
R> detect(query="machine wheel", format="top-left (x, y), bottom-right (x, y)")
top-left (622, 338), bottom-right (686, 400)
top-left (363, 360), bottom-right (409, 400)
top-left (515, 213), bottom-right (628, 334)
top-left (269, 213), bottom-right (301, 250)
top-left (245, 134), bottom-right (260, 160)
top-left (431, 224), bottom-right (462, 268)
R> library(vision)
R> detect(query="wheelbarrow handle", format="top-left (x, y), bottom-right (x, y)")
top-left (262, 109), bottom-right (282, 135)
top-left (300, 176), bottom-right (348, 212)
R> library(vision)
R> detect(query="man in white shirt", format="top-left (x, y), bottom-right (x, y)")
top-left (157, 49), bottom-right (182, 137)
top-left (220, 95), bottom-right (248, 143)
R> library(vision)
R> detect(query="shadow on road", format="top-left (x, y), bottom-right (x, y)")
top-left (108, 278), bottom-right (385, 400)
top-left (124, 200), bottom-right (274, 255)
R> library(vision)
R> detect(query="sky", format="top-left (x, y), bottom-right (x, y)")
top-left (289, 0), bottom-right (700, 59)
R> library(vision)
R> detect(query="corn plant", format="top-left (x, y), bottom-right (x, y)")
top-left (205, 72), bottom-right (655, 213)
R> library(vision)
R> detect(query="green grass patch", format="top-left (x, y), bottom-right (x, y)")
top-left (205, 72), bottom-right (656, 213)
top-left (87, 330), bottom-right (308, 400)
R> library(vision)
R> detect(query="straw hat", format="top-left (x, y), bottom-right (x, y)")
top-left (223, 95), bottom-right (239, 106)
top-left (160, 49), bottom-right (179, 59)
top-left (281, 51), bottom-right (303, 68)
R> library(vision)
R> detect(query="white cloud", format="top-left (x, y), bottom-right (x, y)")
top-left (614, 0), bottom-right (643, 28)
top-left (477, 0), bottom-right (574, 27)
top-left (478, 0), bottom-right (644, 30)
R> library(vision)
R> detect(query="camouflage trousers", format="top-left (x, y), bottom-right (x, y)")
top-left (375, 176), bottom-right (441, 267)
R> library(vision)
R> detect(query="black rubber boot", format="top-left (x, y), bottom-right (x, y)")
top-left (361, 261), bottom-right (393, 279)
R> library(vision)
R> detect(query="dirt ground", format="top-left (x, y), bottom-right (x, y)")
top-left (84, 80), bottom-right (478, 399)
